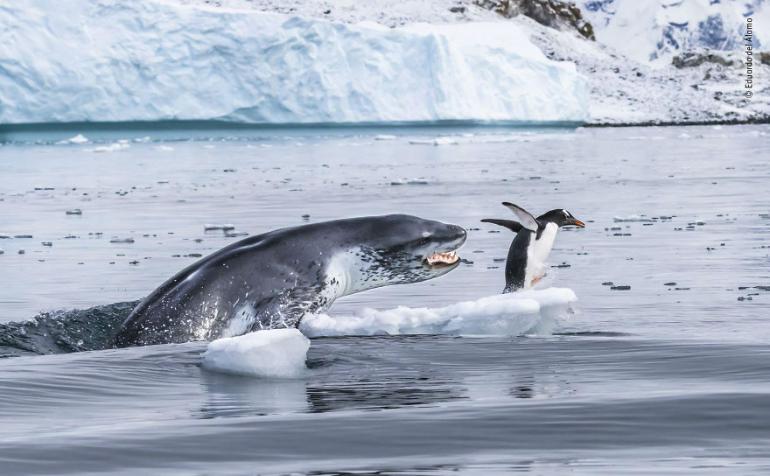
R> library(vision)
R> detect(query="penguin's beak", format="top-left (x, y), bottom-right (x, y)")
top-left (568, 218), bottom-right (586, 228)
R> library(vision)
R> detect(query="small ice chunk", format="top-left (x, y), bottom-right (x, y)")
top-left (58, 134), bottom-right (89, 144)
top-left (613, 215), bottom-right (654, 223)
top-left (65, 208), bottom-right (82, 215)
top-left (204, 224), bottom-right (236, 231)
top-left (88, 143), bottom-right (129, 153)
top-left (390, 178), bottom-right (430, 186)
top-left (409, 137), bottom-right (458, 146)
top-left (201, 328), bottom-right (310, 378)
top-left (610, 285), bottom-right (631, 291)
top-left (374, 134), bottom-right (396, 141)
top-left (432, 137), bottom-right (458, 146)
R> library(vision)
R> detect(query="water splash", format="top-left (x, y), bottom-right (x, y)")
top-left (0, 301), bottom-right (138, 357)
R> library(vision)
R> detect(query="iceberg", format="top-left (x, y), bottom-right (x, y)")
top-left (0, 0), bottom-right (587, 125)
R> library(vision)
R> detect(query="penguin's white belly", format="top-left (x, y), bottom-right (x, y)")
top-left (524, 223), bottom-right (559, 287)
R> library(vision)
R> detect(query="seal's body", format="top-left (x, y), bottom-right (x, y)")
top-left (114, 215), bottom-right (466, 347)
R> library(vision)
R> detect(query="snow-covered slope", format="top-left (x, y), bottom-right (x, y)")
top-left (580, 0), bottom-right (769, 64)
top-left (0, 0), bottom-right (587, 125)
top-left (522, 12), bottom-right (770, 124)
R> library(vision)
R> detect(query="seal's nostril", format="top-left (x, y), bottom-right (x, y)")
top-left (451, 225), bottom-right (467, 240)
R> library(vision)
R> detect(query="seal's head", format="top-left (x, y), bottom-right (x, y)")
top-left (332, 214), bottom-right (467, 294)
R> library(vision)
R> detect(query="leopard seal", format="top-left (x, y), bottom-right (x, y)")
top-left (114, 215), bottom-right (466, 347)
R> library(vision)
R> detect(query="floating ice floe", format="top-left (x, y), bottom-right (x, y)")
top-left (613, 215), bottom-right (655, 223)
top-left (408, 137), bottom-right (459, 146)
top-left (300, 288), bottom-right (577, 337)
top-left (57, 134), bottom-right (89, 145)
top-left (408, 132), bottom-right (575, 146)
top-left (201, 328), bottom-right (310, 378)
top-left (390, 178), bottom-right (430, 186)
top-left (87, 142), bottom-right (129, 153)
top-left (204, 224), bottom-right (236, 231)
top-left (109, 237), bottom-right (135, 244)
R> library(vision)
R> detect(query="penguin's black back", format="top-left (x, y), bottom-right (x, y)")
top-left (503, 230), bottom-right (532, 293)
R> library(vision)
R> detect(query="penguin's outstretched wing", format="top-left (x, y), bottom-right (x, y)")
top-left (501, 202), bottom-right (539, 232)
top-left (481, 219), bottom-right (523, 233)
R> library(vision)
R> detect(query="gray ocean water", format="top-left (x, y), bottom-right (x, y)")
top-left (0, 124), bottom-right (769, 475)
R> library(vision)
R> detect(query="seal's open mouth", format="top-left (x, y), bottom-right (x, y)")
top-left (425, 250), bottom-right (460, 267)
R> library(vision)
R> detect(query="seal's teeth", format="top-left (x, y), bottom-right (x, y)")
top-left (426, 250), bottom-right (460, 266)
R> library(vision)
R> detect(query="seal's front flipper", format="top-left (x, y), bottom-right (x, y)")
top-left (481, 219), bottom-right (523, 233)
top-left (501, 202), bottom-right (539, 232)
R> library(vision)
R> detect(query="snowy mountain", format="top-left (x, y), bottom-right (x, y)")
top-left (0, 0), bottom-right (587, 125)
top-left (579, 0), bottom-right (769, 63)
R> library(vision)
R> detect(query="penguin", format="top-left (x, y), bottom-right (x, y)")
top-left (482, 202), bottom-right (585, 293)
